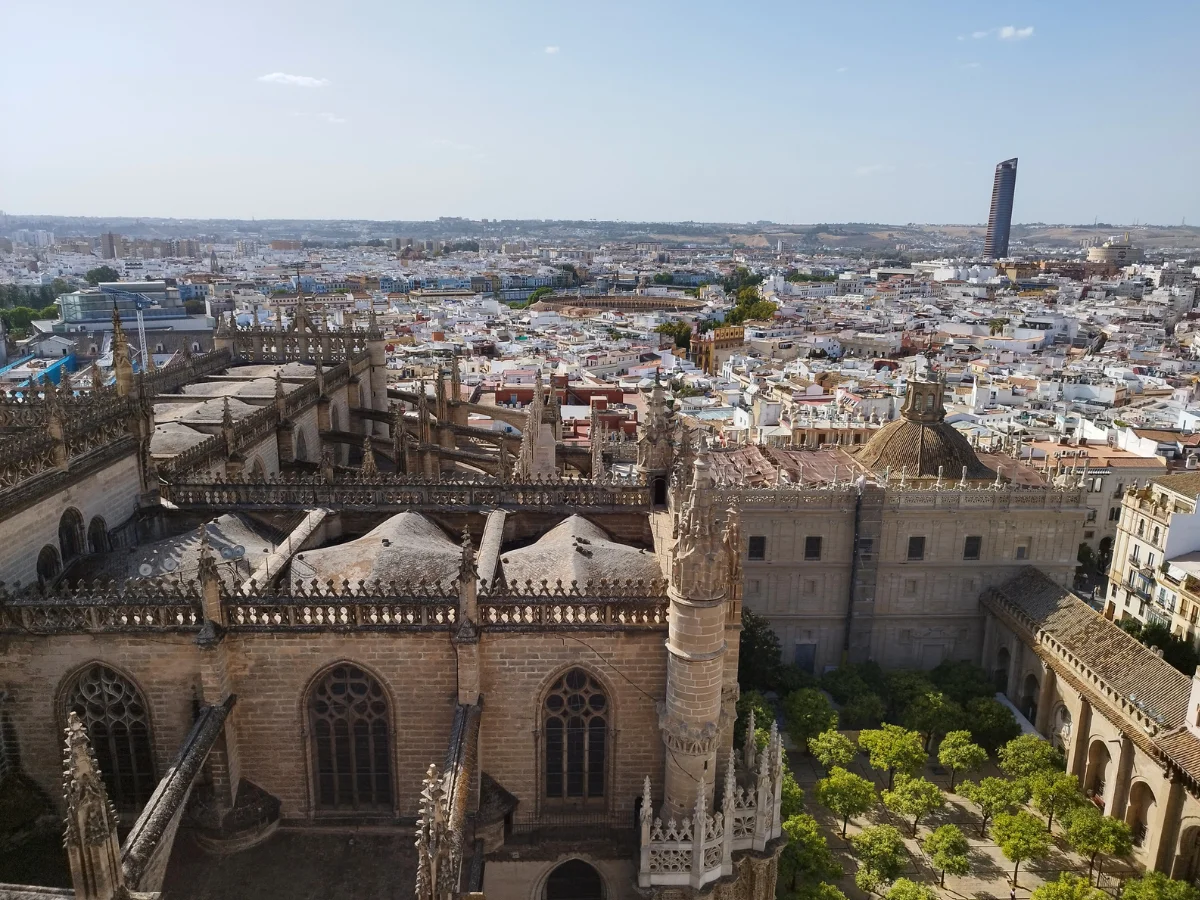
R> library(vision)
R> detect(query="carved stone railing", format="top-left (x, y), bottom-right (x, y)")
top-left (160, 473), bottom-right (652, 510)
top-left (883, 484), bottom-right (1086, 510)
top-left (228, 327), bottom-right (374, 363)
top-left (638, 724), bottom-right (784, 889)
top-left (0, 593), bottom-right (203, 634)
top-left (223, 597), bottom-right (459, 630)
top-left (142, 349), bottom-right (233, 396)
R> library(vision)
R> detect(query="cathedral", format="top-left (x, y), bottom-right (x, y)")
top-left (0, 307), bottom-right (1133, 900)
top-left (0, 309), bottom-right (782, 900)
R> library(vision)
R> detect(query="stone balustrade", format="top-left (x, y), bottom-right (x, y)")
top-left (638, 724), bottom-right (784, 889)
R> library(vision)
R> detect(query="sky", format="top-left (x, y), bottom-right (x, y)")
top-left (2, 0), bottom-right (1198, 225)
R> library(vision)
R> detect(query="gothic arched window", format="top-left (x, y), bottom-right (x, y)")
top-left (544, 669), bottom-right (608, 805)
top-left (59, 508), bottom-right (85, 562)
top-left (308, 664), bottom-right (392, 811)
top-left (64, 664), bottom-right (155, 809)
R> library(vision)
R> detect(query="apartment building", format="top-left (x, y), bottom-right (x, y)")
top-left (1108, 473), bottom-right (1200, 642)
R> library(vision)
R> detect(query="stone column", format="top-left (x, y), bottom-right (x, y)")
top-left (1006, 640), bottom-right (1023, 703)
top-left (1109, 734), bottom-right (1136, 820)
top-left (1068, 695), bottom-right (1092, 779)
top-left (1153, 775), bottom-right (1187, 873)
top-left (1034, 662), bottom-right (1056, 735)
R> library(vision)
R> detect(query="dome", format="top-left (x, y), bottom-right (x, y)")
top-left (853, 378), bottom-right (993, 480)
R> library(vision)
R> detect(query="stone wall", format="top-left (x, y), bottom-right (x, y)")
top-left (478, 631), bottom-right (667, 821)
top-left (0, 454), bottom-right (143, 588)
top-left (0, 634), bottom-right (202, 807)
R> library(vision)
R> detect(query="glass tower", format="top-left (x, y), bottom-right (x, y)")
top-left (984, 157), bottom-right (1018, 259)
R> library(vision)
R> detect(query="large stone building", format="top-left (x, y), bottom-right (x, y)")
top-left (0, 310), bottom-right (784, 900)
top-left (5, 309), bottom-right (1187, 900)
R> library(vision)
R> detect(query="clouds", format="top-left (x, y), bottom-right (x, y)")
top-left (835, 66), bottom-right (848, 73)
top-left (544, 45), bottom-right (560, 54)
top-left (998, 25), bottom-right (1034, 40)
top-left (257, 72), bottom-right (329, 88)
top-left (855, 164), bottom-right (894, 177)
top-left (960, 26), bottom-right (1034, 41)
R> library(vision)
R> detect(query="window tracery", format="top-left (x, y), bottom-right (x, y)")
top-left (64, 664), bottom-right (155, 808)
top-left (543, 668), bottom-right (608, 805)
top-left (309, 664), bottom-right (392, 811)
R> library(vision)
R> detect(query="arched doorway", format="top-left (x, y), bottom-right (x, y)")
top-left (308, 664), bottom-right (392, 811)
top-left (64, 664), bottom-right (156, 810)
top-left (58, 508), bottom-right (85, 562)
top-left (87, 516), bottom-right (109, 554)
top-left (295, 429), bottom-right (310, 462)
top-left (1173, 826), bottom-right (1200, 883)
top-left (1098, 536), bottom-right (1113, 572)
top-left (250, 458), bottom-right (266, 480)
top-left (994, 646), bottom-right (1011, 693)
top-left (545, 860), bottom-right (604, 900)
top-left (1126, 782), bottom-right (1156, 848)
top-left (651, 477), bottom-right (667, 508)
top-left (1021, 673), bottom-right (1040, 722)
top-left (1085, 740), bottom-right (1112, 808)
top-left (36, 545), bottom-right (61, 590)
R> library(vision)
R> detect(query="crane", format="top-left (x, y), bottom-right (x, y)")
top-left (105, 288), bottom-right (157, 372)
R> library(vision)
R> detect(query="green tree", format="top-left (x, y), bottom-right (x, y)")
top-left (816, 766), bottom-right (877, 837)
top-left (965, 697), bottom-right (1021, 751)
top-left (778, 813), bottom-right (842, 897)
top-left (885, 878), bottom-right (938, 900)
top-left (903, 691), bottom-right (964, 751)
top-left (1031, 873), bottom-right (1109, 900)
top-left (734, 689), bottom-right (774, 750)
top-left (882, 775), bottom-right (945, 836)
top-left (859, 725), bottom-right (926, 790)
top-left (809, 729), bottom-right (856, 770)
top-left (37, 304), bottom-right (59, 320)
top-left (654, 320), bottom-right (692, 350)
top-left (843, 693), bottom-right (887, 729)
top-left (883, 671), bottom-right (936, 721)
top-left (653, 272), bottom-right (674, 284)
top-left (781, 766), bottom-right (805, 819)
top-left (1029, 770), bottom-right (1084, 831)
top-left (929, 661), bottom-right (998, 706)
top-left (850, 824), bottom-right (907, 895)
top-left (1122, 871), bottom-right (1200, 900)
top-left (937, 731), bottom-right (987, 791)
top-left (993, 810), bottom-right (1051, 883)
top-left (822, 662), bottom-right (887, 703)
top-left (922, 824), bottom-right (970, 886)
top-left (50, 277), bottom-right (71, 296)
top-left (998, 734), bottom-right (1065, 780)
top-left (739, 608), bottom-right (783, 693)
top-left (522, 286), bottom-right (553, 306)
top-left (1063, 804), bottom-right (1133, 882)
top-left (784, 689), bottom-right (837, 754)
top-left (85, 266), bottom-right (119, 286)
top-left (959, 777), bottom-right (1028, 837)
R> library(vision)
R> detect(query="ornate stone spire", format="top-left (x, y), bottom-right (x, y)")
top-left (63, 712), bottom-right (128, 900)
top-left (361, 435), bottom-right (377, 477)
top-left (415, 763), bottom-right (452, 900)
top-left (91, 362), bottom-right (104, 394)
top-left (111, 305), bottom-right (134, 398)
top-left (670, 446), bottom-right (728, 602)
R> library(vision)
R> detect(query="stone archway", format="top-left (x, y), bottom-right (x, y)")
top-left (651, 477), bottom-right (667, 508)
top-left (58, 507), bottom-right (85, 562)
top-left (1085, 740), bottom-right (1112, 808)
top-left (995, 646), bottom-right (1011, 693)
top-left (87, 516), bottom-right (109, 554)
top-left (1173, 825), bottom-right (1200, 884)
top-left (544, 860), bottom-right (604, 900)
top-left (1126, 781), bottom-right (1156, 848)
top-left (1021, 672), bottom-right (1040, 722)
top-left (1052, 704), bottom-right (1072, 752)
top-left (37, 544), bottom-right (61, 589)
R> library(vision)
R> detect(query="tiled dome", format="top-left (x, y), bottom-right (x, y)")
top-left (853, 378), bottom-right (993, 480)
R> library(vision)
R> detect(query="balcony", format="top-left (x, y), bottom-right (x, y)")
top-left (1125, 577), bottom-right (1152, 601)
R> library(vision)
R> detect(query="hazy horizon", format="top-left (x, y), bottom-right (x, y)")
top-left (2, 0), bottom-right (1197, 225)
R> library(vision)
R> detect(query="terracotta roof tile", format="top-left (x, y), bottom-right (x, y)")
top-left (988, 567), bottom-right (1190, 727)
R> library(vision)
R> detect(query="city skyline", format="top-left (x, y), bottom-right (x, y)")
top-left (1, 0), bottom-right (1198, 225)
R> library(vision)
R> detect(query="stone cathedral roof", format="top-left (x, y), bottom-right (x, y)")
top-left (854, 377), bottom-right (993, 479)
top-left (290, 512), bottom-right (462, 587)
top-left (499, 515), bottom-right (662, 587)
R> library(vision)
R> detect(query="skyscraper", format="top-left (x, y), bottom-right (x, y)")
top-left (984, 157), bottom-right (1018, 259)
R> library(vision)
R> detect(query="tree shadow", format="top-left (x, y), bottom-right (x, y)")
top-left (968, 846), bottom-right (1008, 882)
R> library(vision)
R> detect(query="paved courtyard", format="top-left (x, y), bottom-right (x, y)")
top-left (789, 744), bottom-right (1137, 900)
